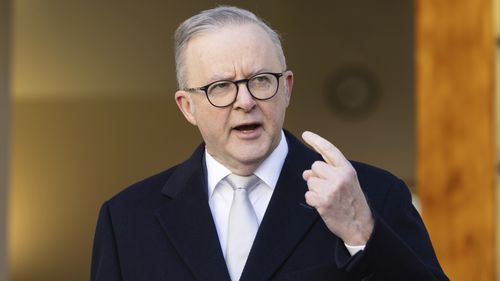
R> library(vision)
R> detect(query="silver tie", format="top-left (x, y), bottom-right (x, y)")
top-left (225, 174), bottom-right (260, 281)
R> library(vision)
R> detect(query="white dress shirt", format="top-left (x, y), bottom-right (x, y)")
top-left (205, 130), bottom-right (364, 258)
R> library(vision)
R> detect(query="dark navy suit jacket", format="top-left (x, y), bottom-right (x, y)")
top-left (91, 131), bottom-right (449, 281)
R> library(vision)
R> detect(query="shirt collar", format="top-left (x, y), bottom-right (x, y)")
top-left (205, 130), bottom-right (289, 198)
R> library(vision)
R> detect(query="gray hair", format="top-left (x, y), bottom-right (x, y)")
top-left (174, 6), bottom-right (287, 89)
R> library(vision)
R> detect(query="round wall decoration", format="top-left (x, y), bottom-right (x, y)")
top-left (325, 67), bottom-right (380, 121)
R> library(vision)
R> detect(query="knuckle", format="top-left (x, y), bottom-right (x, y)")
top-left (306, 177), bottom-right (319, 189)
top-left (325, 189), bottom-right (337, 201)
top-left (339, 175), bottom-right (350, 185)
top-left (304, 191), bottom-right (312, 200)
top-left (345, 167), bottom-right (357, 179)
top-left (305, 191), bottom-right (318, 207)
top-left (311, 161), bottom-right (323, 170)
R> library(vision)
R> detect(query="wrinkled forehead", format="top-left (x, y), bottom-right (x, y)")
top-left (184, 24), bottom-right (283, 83)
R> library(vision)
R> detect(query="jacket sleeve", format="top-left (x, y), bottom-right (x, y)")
top-left (334, 178), bottom-right (449, 281)
top-left (91, 202), bottom-right (123, 281)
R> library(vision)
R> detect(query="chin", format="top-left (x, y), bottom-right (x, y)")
top-left (232, 146), bottom-right (269, 166)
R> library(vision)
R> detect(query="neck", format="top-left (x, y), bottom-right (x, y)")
top-left (215, 156), bottom-right (263, 176)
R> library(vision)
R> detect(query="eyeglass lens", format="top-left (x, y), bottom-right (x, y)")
top-left (207, 73), bottom-right (279, 107)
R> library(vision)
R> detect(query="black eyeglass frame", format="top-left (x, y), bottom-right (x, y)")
top-left (183, 71), bottom-right (285, 108)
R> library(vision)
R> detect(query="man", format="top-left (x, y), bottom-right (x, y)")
top-left (91, 6), bottom-right (448, 281)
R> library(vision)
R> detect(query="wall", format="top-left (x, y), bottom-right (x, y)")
top-left (10, 98), bottom-right (199, 281)
top-left (9, 1), bottom-right (416, 280)
top-left (11, 0), bottom-right (415, 180)
top-left (0, 0), bottom-right (10, 280)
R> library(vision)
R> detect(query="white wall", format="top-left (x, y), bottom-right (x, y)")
top-left (0, 0), bottom-right (10, 280)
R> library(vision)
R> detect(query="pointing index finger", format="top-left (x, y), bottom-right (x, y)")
top-left (302, 131), bottom-right (348, 167)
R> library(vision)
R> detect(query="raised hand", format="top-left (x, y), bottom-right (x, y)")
top-left (302, 131), bottom-right (374, 246)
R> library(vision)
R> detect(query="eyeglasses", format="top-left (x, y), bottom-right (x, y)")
top-left (184, 71), bottom-right (285, 108)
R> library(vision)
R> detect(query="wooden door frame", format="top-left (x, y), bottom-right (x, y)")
top-left (0, 0), bottom-right (11, 280)
top-left (416, 0), bottom-right (496, 280)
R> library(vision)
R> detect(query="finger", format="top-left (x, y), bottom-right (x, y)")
top-left (311, 161), bottom-right (337, 179)
top-left (302, 131), bottom-right (348, 167)
top-left (305, 190), bottom-right (320, 208)
top-left (305, 176), bottom-right (331, 194)
top-left (302, 169), bottom-right (313, 181)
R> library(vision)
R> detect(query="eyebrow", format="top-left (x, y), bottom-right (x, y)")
top-left (208, 68), bottom-right (273, 82)
top-left (208, 74), bottom-right (234, 81)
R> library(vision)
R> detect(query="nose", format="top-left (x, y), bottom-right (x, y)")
top-left (233, 83), bottom-right (256, 111)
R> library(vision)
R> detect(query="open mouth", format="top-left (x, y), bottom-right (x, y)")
top-left (233, 123), bottom-right (261, 131)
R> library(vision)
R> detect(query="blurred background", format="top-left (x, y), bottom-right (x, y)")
top-left (0, 0), bottom-right (498, 280)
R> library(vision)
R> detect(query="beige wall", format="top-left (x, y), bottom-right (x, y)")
top-left (11, 0), bottom-right (415, 178)
top-left (9, 1), bottom-right (415, 280)
top-left (1, 0), bottom-right (10, 280)
top-left (10, 98), bottom-right (199, 281)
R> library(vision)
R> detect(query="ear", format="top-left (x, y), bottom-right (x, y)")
top-left (175, 90), bottom-right (197, 126)
top-left (283, 70), bottom-right (294, 106)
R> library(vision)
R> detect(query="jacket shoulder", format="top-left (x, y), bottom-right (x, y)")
top-left (105, 143), bottom-right (206, 209)
top-left (106, 165), bottom-right (179, 208)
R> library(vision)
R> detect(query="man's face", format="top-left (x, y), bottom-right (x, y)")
top-left (175, 23), bottom-right (294, 175)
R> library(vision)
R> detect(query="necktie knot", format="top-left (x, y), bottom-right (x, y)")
top-left (225, 174), bottom-right (259, 191)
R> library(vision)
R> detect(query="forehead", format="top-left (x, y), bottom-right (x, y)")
top-left (184, 24), bottom-right (282, 83)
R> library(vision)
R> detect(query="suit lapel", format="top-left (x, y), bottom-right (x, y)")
top-left (154, 133), bottom-right (328, 281)
top-left (241, 133), bottom-right (322, 281)
top-left (155, 145), bottom-right (231, 281)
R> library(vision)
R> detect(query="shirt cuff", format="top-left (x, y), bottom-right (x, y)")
top-left (344, 243), bottom-right (366, 256)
